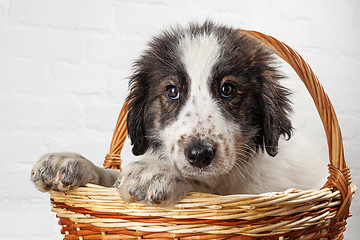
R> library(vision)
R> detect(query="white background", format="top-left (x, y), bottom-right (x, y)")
top-left (0, 0), bottom-right (359, 239)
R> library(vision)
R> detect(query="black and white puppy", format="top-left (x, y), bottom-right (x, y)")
top-left (31, 22), bottom-right (328, 206)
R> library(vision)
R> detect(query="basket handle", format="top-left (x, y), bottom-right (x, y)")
top-left (103, 30), bottom-right (352, 220)
top-left (241, 30), bottom-right (352, 220)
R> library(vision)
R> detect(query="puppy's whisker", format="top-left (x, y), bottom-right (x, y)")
top-left (243, 144), bottom-right (257, 155)
top-left (234, 148), bottom-right (254, 160)
top-left (233, 162), bottom-right (246, 179)
top-left (236, 144), bottom-right (257, 157)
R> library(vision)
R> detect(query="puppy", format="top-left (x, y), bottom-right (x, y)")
top-left (31, 21), bottom-right (328, 206)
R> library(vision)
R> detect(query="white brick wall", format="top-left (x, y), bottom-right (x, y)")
top-left (0, 0), bottom-right (359, 239)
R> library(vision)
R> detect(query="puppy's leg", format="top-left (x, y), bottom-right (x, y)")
top-left (31, 152), bottom-right (120, 192)
top-left (115, 159), bottom-right (213, 206)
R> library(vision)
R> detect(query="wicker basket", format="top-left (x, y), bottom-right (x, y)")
top-left (50, 30), bottom-right (356, 240)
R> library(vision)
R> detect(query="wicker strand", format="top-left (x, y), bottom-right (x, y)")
top-left (104, 153), bottom-right (122, 171)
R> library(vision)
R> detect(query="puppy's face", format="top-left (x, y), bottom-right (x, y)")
top-left (127, 22), bottom-right (292, 179)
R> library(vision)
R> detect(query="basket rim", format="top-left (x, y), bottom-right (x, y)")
top-left (50, 183), bottom-right (356, 236)
top-left (53, 183), bottom-right (357, 208)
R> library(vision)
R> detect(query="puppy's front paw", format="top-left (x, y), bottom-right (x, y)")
top-left (31, 152), bottom-right (99, 192)
top-left (115, 161), bottom-right (191, 206)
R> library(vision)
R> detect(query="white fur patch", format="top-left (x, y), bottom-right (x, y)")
top-left (213, 133), bottom-right (328, 195)
top-left (179, 33), bottom-right (220, 91)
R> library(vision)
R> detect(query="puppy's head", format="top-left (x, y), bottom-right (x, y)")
top-left (127, 21), bottom-right (292, 178)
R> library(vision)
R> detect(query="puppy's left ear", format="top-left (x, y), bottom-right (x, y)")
top-left (257, 75), bottom-right (293, 157)
top-left (126, 80), bottom-right (149, 156)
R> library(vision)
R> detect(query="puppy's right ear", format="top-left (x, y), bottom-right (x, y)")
top-left (126, 73), bottom-right (149, 156)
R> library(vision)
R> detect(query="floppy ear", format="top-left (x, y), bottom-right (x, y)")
top-left (256, 75), bottom-right (293, 157)
top-left (126, 73), bottom-right (149, 156)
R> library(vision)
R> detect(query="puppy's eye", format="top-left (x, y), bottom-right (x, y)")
top-left (166, 85), bottom-right (180, 100)
top-left (220, 83), bottom-right (235, 98)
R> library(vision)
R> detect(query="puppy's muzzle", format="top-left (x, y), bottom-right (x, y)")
top-left (185, 140), bottom-right (215, 168)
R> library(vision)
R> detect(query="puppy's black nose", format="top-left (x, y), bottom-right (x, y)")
top-left (185, 141), bottom-right (215, 168)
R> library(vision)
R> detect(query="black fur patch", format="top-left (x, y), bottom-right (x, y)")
top-left (127, 30), bottom-right (189, 155)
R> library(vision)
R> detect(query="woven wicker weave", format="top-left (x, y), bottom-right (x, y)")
top-left (50, 30), bottom-right (356, 240)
